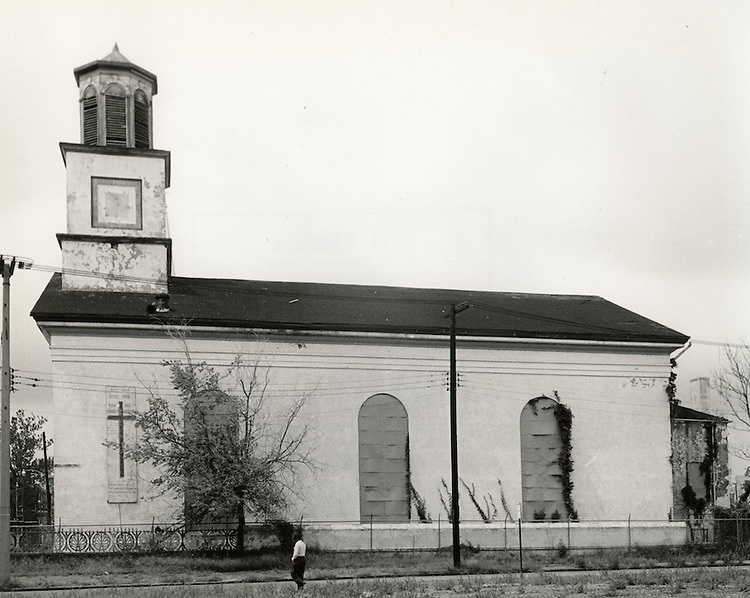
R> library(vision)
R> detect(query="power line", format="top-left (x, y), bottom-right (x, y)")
top-left (30, 263), bottom-right (163, 287)
top-left (691, 339), bottom-right (748, 349)
top-left (13, 362), bottom-right (682, 410)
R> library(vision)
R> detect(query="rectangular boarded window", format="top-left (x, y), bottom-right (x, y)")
top-left (106, 387), bottom-right (138, 503)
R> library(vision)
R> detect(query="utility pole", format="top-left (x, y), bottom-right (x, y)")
top-left (0, 255), bottom-right (32, 586)
top-left (449, 302), bottom-right (469, 567)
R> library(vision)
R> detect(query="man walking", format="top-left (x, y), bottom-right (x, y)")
top-left (291, 530), bottom-right (306, 590)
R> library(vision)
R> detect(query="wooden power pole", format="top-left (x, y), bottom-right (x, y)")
top-left (449, 302), bottom-right (469, 567)
top-left (0, 255), bottom-right (32, 586)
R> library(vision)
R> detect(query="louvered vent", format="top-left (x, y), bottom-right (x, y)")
top-left (134, 94), bottom-right (150, 149)
top-left (105, 95), bottom-right (127, 147)
top-left (82, 96), bottom-right (98, 145)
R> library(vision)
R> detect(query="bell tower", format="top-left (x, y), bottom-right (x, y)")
top-left (58, 45), bottom-right (171, 293)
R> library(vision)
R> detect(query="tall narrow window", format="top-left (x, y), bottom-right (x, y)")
top-left (81, 86), bottom-right (98, 145)
top-left (520, 397), bottom-right (565, 520)
top-left (134, 90), bottom-right (151, 149)
top-left (104, 84), bottom-right (127, 147)
top-left (686, 462), bottom-right (708, 501)
top-left (106, 387), bottom-right (138, 503)
top-left (184, 389), bottom-right (239, 526)
top-left (358, 394), bottom-right (410, 523)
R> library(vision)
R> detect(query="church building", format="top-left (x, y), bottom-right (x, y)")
top-left (33, 48), bottom-right (693, 546)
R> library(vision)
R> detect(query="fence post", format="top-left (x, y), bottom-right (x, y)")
top-left (370, 514), bottom-right (373, 551)
top-left (437, 513), bottom-right (441, 550)
top-left (567, 514), bottom-right (571, 551)
top-left (738, 516), bottom-right (742, 546)
top-left (627, 514), bottom-right (631, 552)
top-left (517, 503), bottom-right (523, 576)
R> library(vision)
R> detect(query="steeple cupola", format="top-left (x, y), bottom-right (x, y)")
top-left (74, 44), bottom-right (157, 149)
top-left (58, 46), bottom-right (171, 295)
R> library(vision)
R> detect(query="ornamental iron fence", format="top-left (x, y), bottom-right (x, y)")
top-left (9, 524), bottom-right (238, 554)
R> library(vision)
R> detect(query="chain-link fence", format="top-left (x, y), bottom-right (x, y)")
top-left (713, 516), bottom-right (750, 548)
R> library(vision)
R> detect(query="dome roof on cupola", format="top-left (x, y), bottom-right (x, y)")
top-left (74, 43), bottom-right (158, 93)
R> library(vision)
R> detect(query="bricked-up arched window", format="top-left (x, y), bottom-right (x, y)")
top-left (104, 83), bottom-right (127, 147)
top-left (134, 89), bottom-right (151, 149)
top-left (81, 86), bottom-right (98, 145)
top-left (358, 394), bottom-right (410, 523)
top-left (520, 397), bottom-right (565, 520)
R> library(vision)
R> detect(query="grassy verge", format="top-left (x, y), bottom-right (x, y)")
top-left (4, 544), bottom-right (750, 592)
top-left (4, 566), bottom-right (750, 597)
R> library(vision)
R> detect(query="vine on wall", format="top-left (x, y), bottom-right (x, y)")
top-left (700, 423), bottom-right (716, 504)
top-left (409, 482), bottom-right (432, 523)
top-left (553, 391), bottom-right (578, 520)
top-left (438, 478), bottom-right (454, 523)
top-left (666, 358), bottom-right (678, 405)
top-left (406, 434), bottom-right (432, 522)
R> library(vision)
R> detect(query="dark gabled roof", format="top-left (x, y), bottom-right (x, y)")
top-left (671, 404), bottom-right (729, 423)
top-left (31, 273), bottom-right (689, 345)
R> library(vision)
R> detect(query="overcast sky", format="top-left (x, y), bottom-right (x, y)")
top-left (1, 0), bottom-right (749, 420)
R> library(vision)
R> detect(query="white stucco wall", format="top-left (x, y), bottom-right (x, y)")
top-left (59, 239), bottom-right (169, 293)
top-left (44, 324), bottom-right (676, 527)
top-left (64, 151), bottom-right (168, 238)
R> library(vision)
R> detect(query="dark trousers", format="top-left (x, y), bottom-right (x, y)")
top-left (292, 556), bottom-right (306, 587)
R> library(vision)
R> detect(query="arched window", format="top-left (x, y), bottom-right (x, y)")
top-left (184, 389), bottom-right (238, 526)
top-left (81, 86), bottom-right (98, 145)
top-left (134, 89), bottom-right (151, 149)
top-left (520, 397), bottom-right (565, 520)
top-left (358, 394), bottom-right (410, 523)
top-left (104, 83), bottom-right (127, 147)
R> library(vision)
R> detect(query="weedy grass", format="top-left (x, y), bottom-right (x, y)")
top-left (3, 570), bottom-right (750, 598)
top-left (5, 544), bottom-right (750, 596)
top-left (0, 578), bottom-right (434, 598)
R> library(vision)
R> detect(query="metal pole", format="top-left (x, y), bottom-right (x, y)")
top-left (0, 258), bottom-right (15, 585)
top-left (449, 304), bottom-right (460, 567)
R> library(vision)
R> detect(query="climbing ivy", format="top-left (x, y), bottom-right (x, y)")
top-left (699, 422), bottom-right (718, 506)
top-left (553, 392), bottom-right (578, 520)
top-left (406, 434), bottom-right (432, 522)
top-left (666, 358), bottom-right (678, 405)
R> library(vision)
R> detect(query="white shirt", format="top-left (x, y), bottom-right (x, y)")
top-left (292, 539), bottom-right (306, 561)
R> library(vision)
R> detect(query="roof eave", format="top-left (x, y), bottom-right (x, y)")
top-left (74, 60), bottom-right (158, 93)
top-left (59, 142), bottom-right (171, 188)
top-left (29, 311), bottom-right (688, 348)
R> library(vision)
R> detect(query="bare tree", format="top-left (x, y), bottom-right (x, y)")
top-left (715, 342), bottom-right (750, 460)
top-left (128, 350), bottom-right (313, 551)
